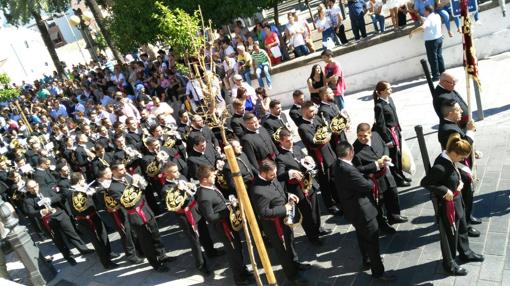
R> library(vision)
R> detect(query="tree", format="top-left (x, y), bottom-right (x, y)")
top-left (107, 0), bottom-right (161, 54)
top-left (83, 0), bottom-right (124, 63)
top-left (0, 0), bottom-right (68, 79)
top-left (0, 73), bottom-right (20, 102)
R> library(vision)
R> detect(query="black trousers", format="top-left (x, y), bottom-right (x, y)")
top-left (212, 221), bottom-right (246, 284)
top-left (76, 213), bottom-right (113, 268)
top-left (109, 209), bottom-right (140, 259)
top-left (333, 24), bottom-right (349, 45)
top-left (460, 172), bottom-right (474, 223)
top-left (383, 187), bottom-right (402, 218)
top-left (437, 202), bottom-right (472, 270)
top-left (294, 189), bottom-right (321, 241)
top-left (176, 215), bottom-right (214, 269)
top-left (388, 133), bottom-right (406, 183)
top-left (47, 212), bottom-right (89, 259)
top-left (260, 218), bottom-right (299, 280)
top-left (145, 181), bottom-right (164, 216)
top-left (317, 165), bottom-right (339, 208)
top-left (425, 37), bottom-right (445, 80)
top-left (353, 218), bottom-right (384, 277)
top-left (132, 218), bottom-right (167, 270)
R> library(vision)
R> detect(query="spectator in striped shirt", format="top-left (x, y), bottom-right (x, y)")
top-left (251, 41), bottom-right (273, 89)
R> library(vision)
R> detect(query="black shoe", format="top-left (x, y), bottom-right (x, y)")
top-left (66, 257), bottom-right (77, 266)
top-left (380, 224), bottom-right (397, 235)
top-left (105, 262), bottom-right (119, 269)
top-left (127, 256), bottom-right (144, 264)
top-left (403, 177), bottom-right (412, 183)
top-left (235, 276), bottom-right (254, 286)
top-left (469, 216), bottom-right (482, 225)
top-left (241, 268), bottom-right (252, 278)
top-left (309, 238), bottom-right (323, 246)
top-left (360, 261), bottom-right (371, 271)
top-left (296, 262), bottom-right (312, 271)
top-left (80, 249), bottom-right (95, 255)
top-left (198, 265), bottom-right (212, 277)
top-left (388, 215), bottom-right (408, 225)
top-left (159, 255), bottom-right (176, 263)
top-left (373, 274), bottom-right (397, 282)
top-left (206, 249), bottom-right (226, 258)
top-left (397, 181), bottom-right (411, 187)
top-left (328, 205), bottom-right (341, 215)
top-left (445, 264), bottom-right (468, 276)
top-left (155, 264), bottom-right (170, 272)
top-left (467, 227), bottom-right (481, 237)
top-left (460, 253), bottom-right (484, 262)
top-left (110, 252), bottom-right (120, 259)
top-left (318, 228), bottom-right (332, 236)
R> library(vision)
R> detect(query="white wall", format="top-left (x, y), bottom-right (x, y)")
top-left (268, 6), bottom-right (510, 107)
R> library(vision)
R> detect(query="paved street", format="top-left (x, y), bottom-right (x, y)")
top-left (5, 52), bottom-right (510, 286)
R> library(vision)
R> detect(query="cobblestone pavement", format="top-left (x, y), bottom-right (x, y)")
top-left (5, 52), bottom-right (510, 286)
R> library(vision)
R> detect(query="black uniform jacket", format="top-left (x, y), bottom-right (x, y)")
top-left (161, 175), bottom-right (201, 222)
top-left (187, 144), bottom-right (222, 180)
top-left (433, 85), bottom-right (469, 129)
top-left (195, 185), bottom-right (228, 224)
top-left (276, 146), bottom-right (318, 197)
top-left (241, 128), bottom-right (278, 169)
top-left (420, 153), bottom-right (465, 219)
top-left (438, 119), bottom-right (473, 151)
top-left (229, 113), bottom-right (246, 139)
top-left (22, 186), bottom-right (66, 220)
top-left (298, 117), bottom-right (336, 168)
top-left (373, 97), bottom-right (401, 144)
top-left (334, 159), bottom-right (377, 225)
top-left (109, 175), bottom-right (154, 226)
top-left (262, 113), bottom-right (290, 138)
top-left (352, 131), bottom-right (397, 191)
top-left (250, 176), bottom-right (287, 219)
top-left (289, 104), bottom-right (303, 127)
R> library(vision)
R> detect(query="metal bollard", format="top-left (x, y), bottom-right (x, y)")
top-left (420, 59), bottom-right (435, 97)
top-left (414, 125), bottom-right (431, 175)
top-left (0, 198), bottom-right (56, 286)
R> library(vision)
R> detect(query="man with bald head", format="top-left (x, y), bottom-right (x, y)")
top-left (433, 71), bottom-right (469, 129)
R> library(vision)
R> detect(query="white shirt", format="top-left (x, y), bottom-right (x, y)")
top-left (286, 22), bottom-right (306, 47)
top-left (423, 12), bottom-right (443, 41)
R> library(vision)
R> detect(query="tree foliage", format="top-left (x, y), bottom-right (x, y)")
top-left (153, 2), bottom-right (202, 57)
top-left (0, 73), bottom-right (20, 102)
top-left (0, 0), bottom-right (68, 26)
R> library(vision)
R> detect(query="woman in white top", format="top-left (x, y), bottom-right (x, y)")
top-left (285, 12), bottom-right (309, 58)
top-left (315, 4), bottom-right (336, 50)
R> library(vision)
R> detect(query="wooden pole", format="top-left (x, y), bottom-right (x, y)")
top-left (14, 101), bottom-right (33, 134)
top-left (223, 145), bottom-right (278, 285)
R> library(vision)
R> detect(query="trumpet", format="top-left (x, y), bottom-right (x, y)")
top-left (284, 202), bottom-right (302, 228)
top-left (37, 192), bottom-right (56, 215)
top-left (146, 150), bottom-right (168, 177)
top-left (124, 146), bottom-right (142, 165)
top-left (300, 156), bottom-right (317, 195)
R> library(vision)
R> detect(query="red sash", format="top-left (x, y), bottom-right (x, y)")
top-left (266, 217), bottom-right (284, 242)
top-left (220, 219), bottom-right (233, 241)
top-left (445, 191), bottom-right (460, 229)
top-left (389, 127), bottom-right (400, 151)
top-left (108, 209), bottom-right (125, 233)
top-left (369, 168), bottom-right (387, 203)
top-left (461, 158), bottom-right (473, 184)
top-left (460, 115), bottom-right (469, 127)
top-left (288, 178), bottom-right (309, 198)
top-left (175, 199), bottom-right (198, 233)
top-left (257, 152), bottom-right (277, 166)
top-left (304, 142), bottom-right (325, 172)
top-left (41, 214), bottom-right (54, 237)
top-left (126, 200), bottom-right (149, 224)
top-left (75, 212), bottom-right (98, 234)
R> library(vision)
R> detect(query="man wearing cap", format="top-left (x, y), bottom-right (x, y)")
top-left (251, 41), bottom-right (273, 89)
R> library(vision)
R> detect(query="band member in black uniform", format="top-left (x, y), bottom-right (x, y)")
top-left (140, 137), bottom-right (170, 215)
top-left (96, 167), bottom-right (144, 265)
top-left (22, 179), bottom-right (93, 266)
top-left (109, 162), bottom-right (172, 272)
top-left (229, 98), bottom-right (247, 139)
top-left (241, 112), bottom-right (279, 169)
top-left (125, 117), bottom-right (144, 149)
top-left (262, 99), bottom-right (292, 141)
top-left (289, 90), bottom-right (305, 127)
top-left (149, 124), bottom-right (188, 176)
top-left (33, 156), bottom-right (58, 190)
top-left (186, 114), bottom-right (220, 153)
top-left (95, 125), bottom-right (114, 152)
top-left (195, 165), bottom-right (253, 286)
top-left (177, 110), bottom-right (191, 136)
top-left (421, 136), bottom-right (484, 276)
top-left (161, 162), bottom-right (224, 276)
top-left (334, 142), bottom-right (395, 281)
top-left (91, 143), bottom-right (113, 179)
top-left (372, 81), bottom-right (411, 187)
top-left (187, 135), bottom-right (224, 180)
top-left (298, 101), bottom-right (340, 215)
top-left (276, 129), bottom-right (329, 244)
top-left (438, 100), bottom-right (480, 237)
top-left (73, 133), bottom-right (95, 176)
top-left (67, 172), bottom-right (119, 269)
top-left (251, 160), bottom-right (310, 285)
top-left (433, 72), bottom-right (469, 130)
top-left (112, 134), bottom-right (141, 173)
top-left (318, 87), bottom-right (348, 146)
top-left (352, 123), bottom-right (408, 234)
top-left (223, 139), bottom-right (257, 191)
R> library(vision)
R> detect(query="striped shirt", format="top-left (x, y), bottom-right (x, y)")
top-left (251, 50), bottom-right (270, 65)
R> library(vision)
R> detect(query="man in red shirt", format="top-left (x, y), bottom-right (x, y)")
top-left (322, 49), bottom-right (347, 111)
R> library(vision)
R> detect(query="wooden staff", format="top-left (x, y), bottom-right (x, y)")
top-left (14, 101), bottom-right (33, 134)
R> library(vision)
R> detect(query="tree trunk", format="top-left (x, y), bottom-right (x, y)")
top-left (31, 11), bottom-right (66, 79)
top-left (273, 4), bottom-right (279, 27)
top-left (85, 0), bottom-right (124, 64)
